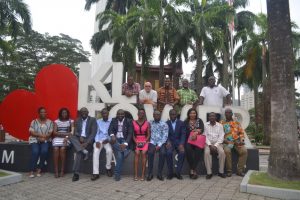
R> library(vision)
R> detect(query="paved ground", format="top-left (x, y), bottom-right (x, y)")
top-left (0, 172), bottom-right (279, 200)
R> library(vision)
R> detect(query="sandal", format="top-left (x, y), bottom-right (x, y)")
top-left (134, 177), bottom-right (139, 181)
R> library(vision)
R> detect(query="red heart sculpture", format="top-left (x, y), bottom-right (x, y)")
top-left (0, 64), bottom-right (78, 141)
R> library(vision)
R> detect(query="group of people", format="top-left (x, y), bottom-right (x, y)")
top-left (122, 75), bottom-right (232, 113)
top-left (28, 76), bottom-right (248, 182)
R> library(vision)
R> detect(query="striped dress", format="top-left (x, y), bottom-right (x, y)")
top-left (52, 119), bottom-right (73, 147)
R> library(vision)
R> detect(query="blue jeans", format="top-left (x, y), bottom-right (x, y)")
top-left (30, 142), bottom-right (49, 171)
top-left (147, 143), bottom-right (166, 176)
top-left (166, 143), bottom-right (185, 175)
top-left (112, 138), bottom-right (130, 179)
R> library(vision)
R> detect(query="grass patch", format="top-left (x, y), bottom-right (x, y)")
top-left (0, 171), bottom-right (10, 177)
top-left (249, 172), bottom-right (300, 191)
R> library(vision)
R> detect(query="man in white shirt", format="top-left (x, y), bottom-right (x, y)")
top-left (139, 82), bottom-right (157, 107)
top-left (91, 108), bottom-right (113, 181)
top-left (198, 76), bottom-right (231, 107)
top-left (204, 112), bottom-right (226, 179)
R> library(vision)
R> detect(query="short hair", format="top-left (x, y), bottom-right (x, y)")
top-left (169, 109), bottom-right (177, 115)
top-left (224, 108), bottom-right (233, 114)
top-left (144, 82), bottom-right (152, 87)
top-left (101, 108), bottom-right (109, 114)
top-left (58, 108), bottom-right (70, 120)
top-left (38, 107), bottom-right (46, 113)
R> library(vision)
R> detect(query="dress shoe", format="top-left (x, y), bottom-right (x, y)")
top-left (191, 174), bottom-right (198, 179)
top-left (106, 169), bottom-right (113, 177)
top-left (157, 175), bottom-right (164, 181)
top-left (218, 173), bottom-right (226, 178)
top-left (72, 174), bottom-right (79, 182)
top-left (146, 174), bottom-right (153, 181)
top-left (206, 174), bottom-right (213, 179)
top-left (114, 175), bottom-right (121, 181)
top-left (91, 174), bottom-right (99, 181)
top-left (227, 172), bottom-right (232, 177)
top-left (174, 173), bottom-right (183, 180)
top-left (236, 172), bottom-right (245, 177)
top-left (166, 174), bottom-right (173, 180)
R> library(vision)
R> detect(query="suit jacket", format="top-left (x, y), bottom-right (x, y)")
top-left (74, 116), bottom-right (97, 145)
top-left (166, 119), bottom-right (186, 146)
top-left (108, 118), bottom-right (133, 145)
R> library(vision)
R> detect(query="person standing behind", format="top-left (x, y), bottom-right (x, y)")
top-left (157, 77), bottom-right (180, 112)
top-left (91, 108), bottom-right (113, 181)
top-left (122, 75), bottom-right (140, 101)
top-left (132, 108), bottom-right (150, 181)
top-left (139, 82), bottom-right (157, 108)
top-left (184, 108), bottom-right (204, 179)
top-left (69, 107), bottom-right (97, 182)
top-left (28, 107), bottom-right (53, 178)
top-left (147, 110), bottom-right (169, 181)
top-left (52, 108), bottom-right (74, 178)
top-left (204, 112), bottom-right (226, 179)
top-left (166, 109), bottom-right (186, 180)
top-left (109, 109), bottom-right (133, 181)
top-left (177, 79), bottom-right (198, 111)
top-left (198, 76), bottom-right (231, 107)
top-left (221, 108), bottom-right (247, 177)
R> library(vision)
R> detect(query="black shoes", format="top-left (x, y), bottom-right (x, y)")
top-left (72, 173), bottom-right (79, 182)
top-left (157, 175), bottom-right (164, 181)
top-left (91, 174), bottom-right (99, 181)
top-left (206, 174), bottom-right (213, 179)
top-left (174, 173), bottom-right (183, 180)
top-left (218, 173), bottom-right (226, 178)
top-left (166, 174), bottom-right (173, 180)
top-left (146, 174), bottom-right (153, 181)
top-left (227, 172), bottom-right (232, 177)
top-left (106, 169), bottom-right (113, 177)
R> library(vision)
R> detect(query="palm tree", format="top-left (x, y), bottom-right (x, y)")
top-left (267, 0), bottom-right (300, 180)
top-left (84, 0), bottom-right (139, 14)
top-left (126, 0), bottom-right (157, 86)
top-left (90, 10), bottom-right (136, 75)
top-left (0, 0), bottom-right (31, 58)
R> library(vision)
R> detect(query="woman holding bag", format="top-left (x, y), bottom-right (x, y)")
top-left (184, 108), bottom-right (204, 179)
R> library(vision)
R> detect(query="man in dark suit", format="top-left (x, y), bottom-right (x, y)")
top-left (109, 109), bottom-right (133, 181)
top-left (68, 107), bottom-right (97, 181)
top-left (166, 109), bottom-right (186, 180)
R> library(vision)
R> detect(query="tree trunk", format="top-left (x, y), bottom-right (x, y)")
top-left (195, 38), bottom-right (203, 94)
top-left (253, 85), bottom-right (259, 131)
top-left (237, 84), bottom-right (241, 106)
top-left (262, 44), bottom-right (271, 145)
top-left (267, 0), bottom-right (300, 180)
top-left (222, 29), bottom-right (230, 90)
top-left (159, 45), bottom-right (165, 87)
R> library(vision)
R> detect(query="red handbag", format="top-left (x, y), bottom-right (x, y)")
top-left (187, 132), bottom-right (206, 149)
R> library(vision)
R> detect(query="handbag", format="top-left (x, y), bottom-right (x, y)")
top-left (187, 131), bottom-right (206, 149)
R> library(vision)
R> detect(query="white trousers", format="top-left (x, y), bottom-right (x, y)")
top-left (204, 144), bottom-right (226, 174)
top-left (93, 142), bottom-right (113, 174)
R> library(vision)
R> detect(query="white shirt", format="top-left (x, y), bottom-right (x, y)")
top-left (81, 118), bottom-right (88, 137)
top-left (204, 122), bottom-right (224, 147)
top-left (200, 85), bottom-right (230, 107)
top-left (117, 119), bottom-right (124, 138)
top-left (139, 89), bottom-right (157, 103)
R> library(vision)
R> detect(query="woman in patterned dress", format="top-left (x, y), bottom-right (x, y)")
top-left (52, 108), bottom-right (74, 178)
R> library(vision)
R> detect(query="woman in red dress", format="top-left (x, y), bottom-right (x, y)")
top-left (132, 108), bottom-right (150, 181)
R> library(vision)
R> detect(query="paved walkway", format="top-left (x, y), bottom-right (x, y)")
top-left (0, 173), bottom-right (278, 200)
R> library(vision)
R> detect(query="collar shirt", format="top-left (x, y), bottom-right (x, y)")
top-left (116, 119), bottom-right (125, 138)
top-left (150, 120), bottom-right (169, 147)
top-left (200, 85), bottom-right (230, 107)
top-left (204, 121), bottom-right (224, 147)
top-left (95, 118), bottom-right (112, 142)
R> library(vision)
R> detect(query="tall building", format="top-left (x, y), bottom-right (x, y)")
top-left (241, 91), bottom-right (255, 110)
